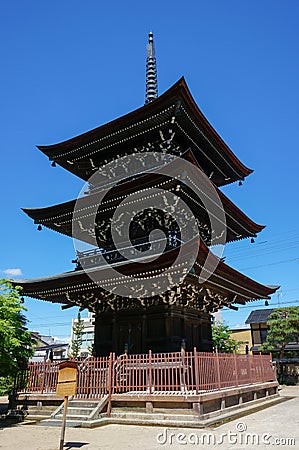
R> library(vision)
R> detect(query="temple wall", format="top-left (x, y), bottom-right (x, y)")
top-left (93, 304), bottom-right (213, 356)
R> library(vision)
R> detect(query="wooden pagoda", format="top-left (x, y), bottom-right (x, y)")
top-left (15, 34), bottom-right (278, 356)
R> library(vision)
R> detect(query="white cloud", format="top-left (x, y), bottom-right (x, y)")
top-left (2, 268), bottom-right (23, 276)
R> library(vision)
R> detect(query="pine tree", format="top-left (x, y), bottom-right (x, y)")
top-left (70, 312), bottom-right (84, 358)
top-left (261, 307), bottom-right (299, 382)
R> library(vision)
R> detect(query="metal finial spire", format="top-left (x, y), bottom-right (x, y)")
top-left (145, 32), bottom-right (158, 104)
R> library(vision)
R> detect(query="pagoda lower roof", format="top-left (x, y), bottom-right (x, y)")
top-left (15, 239), bottom-right (278, 312)
top-left (22, 158), bottom-right (264, 246)
top-left (37, 77), bottom-right (252, 186)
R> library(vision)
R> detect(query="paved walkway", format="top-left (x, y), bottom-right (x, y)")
top-left (0, 387), bottom-right (298, 449)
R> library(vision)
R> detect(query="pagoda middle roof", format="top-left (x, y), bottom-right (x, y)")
top-left (22, 158), bottom-right (264, 245)
top-left (37, 77), bottom-right (252, 186)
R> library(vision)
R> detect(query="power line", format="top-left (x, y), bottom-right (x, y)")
top-left (30, 322), bottom-right (72, 328)
top-left (225, 240), bottom-right (299, 262)
top-left (227, 232), bottom-right (299, 251)
top-left (224, 298), bottom-right (299, 310)
top-left (238, 257), bottom-right (299, 271)
top-left (224, 233), bottom-right (299, 259)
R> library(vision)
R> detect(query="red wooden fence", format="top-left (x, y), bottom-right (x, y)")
top-left (15, 350), bottom-right (275, 398)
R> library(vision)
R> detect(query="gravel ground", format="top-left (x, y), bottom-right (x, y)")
top-left (0, 387), bottom-right (298, 450)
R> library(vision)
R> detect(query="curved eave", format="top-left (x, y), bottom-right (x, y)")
top-left (184, 149), bottom-right (264, 236)
top-left (192, 240), bottom-right (279, 301)
top-left (37, 77), bottom-right (252, 185)
top-left (177, 78), bottom-right (253, 180)
top-left (22, 168), bottom-right (264, 245)
top-left (218, 191), bottom-right (265, 236)
top-left (14, 239), bottom-right (279, 305)
top-left (36, 81), bottom-right (180, 157)
top-left (211, 259), bottom-right (279, 301)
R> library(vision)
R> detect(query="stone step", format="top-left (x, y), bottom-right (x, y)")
top-left (112, 407), bottom-right (146, 413)
top-left (22, 407), bottom-right (57, 422)
top-left (150, 408), bottom-right (194, 415)
top-left (25, 408), bottom-right (56, 415)
top-left (67, 401), bottom-right (99, 408)
top-left (61, 407), bottom-right (93, 416)
top-left (112, 406), bottom-right (193, 413)
top-left (39, 419), bottom-right (81, 428)
top-left (85, 416), bottom-right (206, 429)
top-left (56, 414), bottom-right (91, 421)
top-left (109, 411), bottom-right (198, 422)
top-left (24, 414), bottom-right (51, 421)
top-left (25, 406), bottom-right (56, 411)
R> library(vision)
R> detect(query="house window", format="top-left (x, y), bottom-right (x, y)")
top-left (260, 328), bottom-right (268, 343)
top-left (252, 330), bottom-right (261, 345)
top-left (251, 323), bottom-right (268, 346)
top-left (81, 331), bottom-right (94, 347)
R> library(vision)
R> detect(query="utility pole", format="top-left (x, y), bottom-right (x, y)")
top-left (277, 291), bottom-right (283, 307)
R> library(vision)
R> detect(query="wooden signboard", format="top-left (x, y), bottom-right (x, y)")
top-left (56, 361), bottom-right (79, 450)
top-left (56, 360), bottom-right (78, 397)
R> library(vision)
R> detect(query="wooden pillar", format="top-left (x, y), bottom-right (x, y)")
top-left (112, 313), bottom-right (117, 354)
top-left (215, 349), bottom-right (221, 390)
top-left (59, 396), bottom-right (68, 450)
top-left (141, 314), bottom-right (146, 353)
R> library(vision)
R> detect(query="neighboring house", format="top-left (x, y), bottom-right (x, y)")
top-left (245, 309), bottom-right (273, 353)
top-left (30, 332), bottom-right (69, 362)
top-left (245, 308), bottom-right (299, 357)
top-left (71, 312), bottom-right (95, 357)
top-left (245, 309), bottom-right (299, 384)
top-left (230, 328), bottom-right (252, 354)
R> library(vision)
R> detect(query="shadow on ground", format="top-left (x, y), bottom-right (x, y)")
top-left (0, 418), bottom-right (23, 429)
top-left (0, 402), bottom-right (8, 414)
top-left (64, 443), bottom-right (89, 449)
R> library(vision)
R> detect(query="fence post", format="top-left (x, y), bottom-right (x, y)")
top-left (86, 357), bottom-right (91, 398)
top-left (260, 352), bottom-right (265, 382)
top-left (41, 358), bottom-right (46, 394)
top-left (107, 352), bottom-right (113, 417)
top-left (269, 352), bottom-right (275, 381)
top-left (234, 352), bottom-right (239, 387)
top-left (193, 347), bottom-right (199, 394)
top-left (149, 350), bottom-right (152, 394)
top-left (180, 340), bottom-right (187, 392)
top-left (215, 349), bottom-right (221, 390)
top-left (248, 354), bottom-right (252, 384)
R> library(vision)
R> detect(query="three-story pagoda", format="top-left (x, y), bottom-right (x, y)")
top-left (16, 34), bottom-right (278, 355)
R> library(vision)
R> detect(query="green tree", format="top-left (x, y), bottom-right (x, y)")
top-left (0, 279), bottom-right (35, 392)
top-left (70, 312), bottom-right (84, 358)
top-left (212, 321), bottom-right (240, 353)
top-left (260, 307), bottom-right (299, 381)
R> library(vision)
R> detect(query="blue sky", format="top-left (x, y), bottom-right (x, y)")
top-left (1, 1), bottom-right (299, 340)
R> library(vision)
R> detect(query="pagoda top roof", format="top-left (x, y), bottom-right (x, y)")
top-left (37, 77), bottom-right (252, 186)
